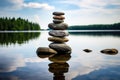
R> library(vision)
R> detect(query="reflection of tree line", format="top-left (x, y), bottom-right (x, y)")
top-left (0, 32), bottom-right (40, 46)
top-left (69, 31), bottom-right (120, 37)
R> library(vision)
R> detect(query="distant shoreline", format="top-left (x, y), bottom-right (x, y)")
top-left (67, 30), bottom-right (120, 32)
top-left (0, 30), bottom-right (120, 33)
top-left (68, 23), bottom-right (120, 30)
top-left (0, 30), bottom-right (41, 33)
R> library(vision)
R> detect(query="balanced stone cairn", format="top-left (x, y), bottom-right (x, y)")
top-left (36, 12), bottom-right (72, 80)
top-left (48, 12), bottom-right (71, 54)
top-left (36, 12), bottom-right (71, 56)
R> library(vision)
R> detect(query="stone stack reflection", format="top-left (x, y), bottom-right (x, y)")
top-left (48, 53), bottom-right (71, 80)
top-left (48, 12), bottom-right (71, 54)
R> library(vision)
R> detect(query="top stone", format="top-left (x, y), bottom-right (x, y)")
top-left (53, 12), bottom-right (65, 16)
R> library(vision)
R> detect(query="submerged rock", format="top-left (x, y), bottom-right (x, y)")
top-left (83, 49), bottom-right (92, 53)
top-left (48, 37), bottom-right (69, 43)
top-left (36, 47), bottom-right (57, 54)
top-left (49, 43), bottom-right (71, 53)
top-left (49, 30), bottom-right (69, 37)
top-left (48, 23), bottom-right (68, 30)
top-left (100, 48), bottom-right (118, 55)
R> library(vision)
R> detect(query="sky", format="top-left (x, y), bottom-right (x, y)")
top-left (0, 0), bottom-right (120, 29)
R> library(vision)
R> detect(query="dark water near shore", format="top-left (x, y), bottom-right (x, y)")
top-left (0, 30), bottom-right (120, 80)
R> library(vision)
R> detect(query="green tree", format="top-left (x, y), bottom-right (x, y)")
top-left (0, 17), bottom-right (41, 31)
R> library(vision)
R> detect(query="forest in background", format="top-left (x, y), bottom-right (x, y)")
top-left (68, 23), bottom-right (120, 30)
top-left (0, 17), bottom-right (40, 31)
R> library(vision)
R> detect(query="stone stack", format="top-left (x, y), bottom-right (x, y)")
top-left (36, 12), bottom-right (71, 56)
top-left (48, 12), bottom-right (71, 54)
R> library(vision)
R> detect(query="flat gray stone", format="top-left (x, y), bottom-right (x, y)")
top-left (49, 30), bottom-right (69, 37)
top-left (48, 23), bottom-right (68, 30)
top-left (48, 37), bottom-right (69, 43)
top-left (53, 12), bottom-right (65, 16)
top-left (49, 43), bottom-right (71, 53)
top-left (53, 19), bottom-right (64, 24)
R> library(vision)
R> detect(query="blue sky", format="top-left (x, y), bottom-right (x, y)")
top-left (0, 0), bottom-right (120, 29)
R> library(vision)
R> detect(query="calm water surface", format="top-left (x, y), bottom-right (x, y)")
top-left (0, 30), bottom-right (120, 80)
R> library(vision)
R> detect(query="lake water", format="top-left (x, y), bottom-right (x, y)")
top-left (0, 30), bottom-right (120, 80)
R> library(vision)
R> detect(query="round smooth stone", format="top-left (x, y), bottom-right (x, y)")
top-left (53, 19), bottom-right (64, 24)
top-left (53, 12), bottom-right (65, 16)
top-left (100, 48), bottom-right (118, 55)
top-left (36, 47), bottom-right (57, 54)
top-left (49, 30), bottom-right (69, 37)
top-left (49, 43), bottom-right (71, 53)
top-left (48, 23), bottom-right (68, 30)
top-left (53, 16), bottom-right (65, 20)
top-left (48, 37), bottom-right (69, 43)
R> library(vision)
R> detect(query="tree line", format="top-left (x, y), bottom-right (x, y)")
top-left (0, 17), bottom-right (40, 31)
top-left (68, 23), bottom-right (120, 30)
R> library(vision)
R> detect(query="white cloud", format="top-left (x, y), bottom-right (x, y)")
top-left (61, 0), bottom-right (120, 25)
top-left (0, 0), bottom-right (24, 10)
top-left (11, 0), bottom-right (23, 5)
top-left (60, 0), bottom-right (120, 9)
top-left (0, 0), bottom-right (55, 10)
top-left (0, 53), bottom-right (25, 72)
top-left (12, 1), bottom-right (23, 10)
top-left (23, 2), bottom-right (55, 10)
top-left (0, 0), bottom-right (119, 27)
